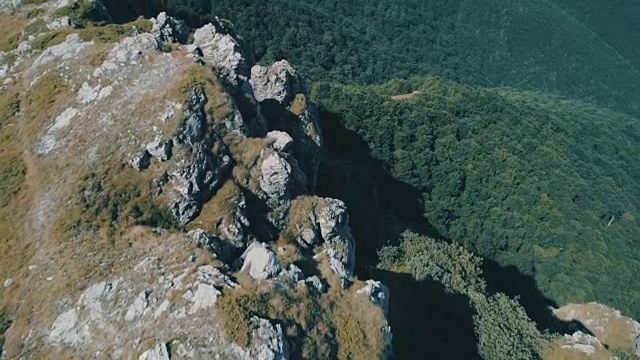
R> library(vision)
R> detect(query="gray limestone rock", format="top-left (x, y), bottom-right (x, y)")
top-left (151, 12), bottom-right (188, 44)
top-left (248, 60), bottom-right (322, 190)
top-left (48, 309), bottom-right (89, 346)
top-left (318, 199), bottom-right (356, 284)
top-left (242, 317), bottom-right (289, 360)
top-left (125, 291), bottom-right (150, 322)
top-left (139, 342), bottom-right (170, 360)
top-left (281, 264), bottom-right (303, 282)
top-left (187, 282), bottom-right (221, 314)
top-left (240, 242), bottom-right (281, 281)
top-left (249, 60), bottom-right (302, 104)
top-left (300, 275), bottom-right (325, 294)
top-left (157, 86), bottom-right (233, 225)
top-left (146, 137), bottom-right (173, 162)
top-left (267, 131), bottom-right (293, 153)
top-left (287, 198), bottom-right (355, 285)
top-left (258, 152), bottom-right (307, 208)
top-left (192, 23), bottom-right (249, 91)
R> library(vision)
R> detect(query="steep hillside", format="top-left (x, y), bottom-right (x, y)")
top-left (314, 77), bottom-right (640, 322)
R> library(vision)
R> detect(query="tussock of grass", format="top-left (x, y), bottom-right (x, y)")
top-left (0, 15), bottom-right (27, 52)
top-left (0, 157), bottom-right (27, 207)
top-left (189, 179), bottom-right (240, 234)
top-left (56, 162), bottom-right (177, 239)
top-left (226, 134), bottom-right (271, 167)
top-left (287, 196), bottom-right (321, 233)
top-left (24, 19), bottom-right (48, 37)
top-left (0, 91), bottom-right (20, 127)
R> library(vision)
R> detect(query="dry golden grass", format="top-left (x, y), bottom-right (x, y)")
top-left (0, 15), bottom-right (28, 52)
top-left (226, 134), bottom-right (271, 167)
top-left (31, 18), bottom-right (154, 51)
top-left (290, 93), bottom-right (307, 116)
top-left (189, 179), bottom-right (240, 234)
top-left (287, 196), bottom-right (321, 233)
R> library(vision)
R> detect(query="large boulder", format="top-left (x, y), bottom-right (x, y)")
top-left (151, 12), bottom-right (188, 44)
top-left (259, 152), bottom-right (306, 207)
top-left (317, 199), bottom-right (356, 283)
top-left (192, 23), bottom-right (250, 91)
top-left (249, 60), bottom-right (304, 104)
top-left (240, 242), bottom-right (281, 281)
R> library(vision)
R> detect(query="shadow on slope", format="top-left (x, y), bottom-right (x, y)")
top-left (316, 110), bottom-right (591, 358)
top-left (376, 270), bottom-right (481, 359)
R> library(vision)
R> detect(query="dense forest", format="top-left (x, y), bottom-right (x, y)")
top-left (314, 77), bottom-right (640, 320)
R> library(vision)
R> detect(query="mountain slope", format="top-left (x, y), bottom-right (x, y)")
top-left (314, 76), bottom-right (640, 321)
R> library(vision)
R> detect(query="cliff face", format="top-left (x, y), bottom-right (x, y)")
top-left (0, 2), bottom-right (390, 359)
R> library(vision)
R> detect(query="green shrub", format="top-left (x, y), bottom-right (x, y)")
top-left (0, 157), bottom-right (26, 207)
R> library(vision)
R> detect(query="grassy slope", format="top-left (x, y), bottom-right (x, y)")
top-left (202, 0), bottom-right (640, 117)
top-left (314, 76), bottom-right (640, 319)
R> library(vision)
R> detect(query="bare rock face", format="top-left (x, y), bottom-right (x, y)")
top-left (288, 198), bottom-right (355, 285)
top-left (192, 22), bottom-right (250, 91)
top-left (151, 12), bottom-right (188, 44)
top-left (561, 331), bottom-right (608, 357)
top-left (250, 60), bottom-right (304, 104)
top-left (165, 88), bottom-right (233, 225)
top-left (318, 198), bottom-right (356, 281)
top-left (139, 342), bottom-right (170, 360)
top-left (266, 131), bottom-right (293, 153)
top-left (259, 151), bottom-right (307, 208)
top-left (239, 317), bottom-right (289, 360)
top-left (249, 60), bottom-right (322, 190)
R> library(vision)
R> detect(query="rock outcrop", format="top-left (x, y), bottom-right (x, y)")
top-left (554, 302), bottom-right (640, 357)
top-left (192, 22), bottom-right (250, 92)
top-left (240, 242), bottom-right (281, 281)
top-left (0, 5), bottom-right (391, 360)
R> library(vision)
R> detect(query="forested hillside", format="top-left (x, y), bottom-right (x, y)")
top-left (111, 0), bottom-right (640, 118)
top-left (313, 77), bottom-right (640, 320)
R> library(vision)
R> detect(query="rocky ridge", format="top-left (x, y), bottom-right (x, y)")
top-left (0, 2), bottom-right (390, 359)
